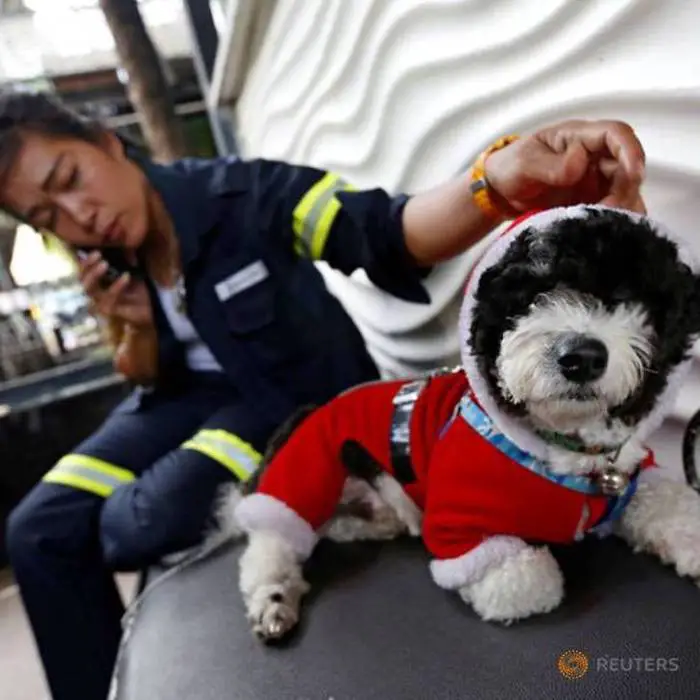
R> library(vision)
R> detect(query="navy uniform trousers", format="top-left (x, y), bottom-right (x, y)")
top-left (6, 372), bottom-right (279, 700)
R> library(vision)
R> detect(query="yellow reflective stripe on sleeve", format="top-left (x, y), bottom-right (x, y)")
top-left (43, 472), bottom-right (113, 498)
top-left (182, 440), bottom-right (241, 479)
top-left (311, 195), bottom-right (342, 260)
top-left (292, 173), bottom-right (338, 256)
top-left (42, 455), bottom-right (136, 498)
top-left (201, 430), bottom-right (261, 464)
top-left (292, 172), bottom-right (356, 259)
top-left (182, 429), bottom-right (261, 481)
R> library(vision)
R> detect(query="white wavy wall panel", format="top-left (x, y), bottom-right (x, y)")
top-left (235, 0), bottom-right (700, 428)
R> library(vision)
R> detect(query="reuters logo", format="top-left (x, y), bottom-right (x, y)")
top-left (558, 649), bottom-right (590, 680)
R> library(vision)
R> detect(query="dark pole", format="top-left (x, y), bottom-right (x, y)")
top-left (99, 0), bottom-right (189, 161)
top-left (181, 0), bottom-right (238, 155)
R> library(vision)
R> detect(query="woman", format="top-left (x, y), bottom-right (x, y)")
top-left (0, 91), bottom-right (645, 700)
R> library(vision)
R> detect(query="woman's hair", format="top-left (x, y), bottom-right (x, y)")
top-left (0, 90), bottom-right (105, 189)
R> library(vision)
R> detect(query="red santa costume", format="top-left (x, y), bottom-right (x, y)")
top-left (235, 205), bottom-right (694, 592)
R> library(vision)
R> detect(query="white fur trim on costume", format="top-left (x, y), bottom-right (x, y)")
top-left (430, 535), bottom-right (528, 590)
top-left (234, 493), bottom-right (318, 560)
top-left (458, 205), bottom-right (700, 457)
top-left (463, 546), bottom-right (564, 622)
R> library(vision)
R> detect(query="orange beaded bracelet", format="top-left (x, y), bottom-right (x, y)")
top-left (469, 135), bottom-right (520, 219)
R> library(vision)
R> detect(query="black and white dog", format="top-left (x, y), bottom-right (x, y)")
top-left (222, 205), bottom-right (700, 639)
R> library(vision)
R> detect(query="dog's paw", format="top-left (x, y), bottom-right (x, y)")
top-left (246, 582), bottom-right (308, 643)
top-left (628, 519), bottom-right (700, 579)
top-left (663, 531), bottom-right (700, 580)
top-left (249, 591), bottom-right (299, 642)
top-left (460, 546), bottom-right (564, 624)
top-left (620, 477), bottom-right (700, 579)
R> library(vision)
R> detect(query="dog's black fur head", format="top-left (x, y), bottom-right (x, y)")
top-left (469, 208), bottom-right (700, 426)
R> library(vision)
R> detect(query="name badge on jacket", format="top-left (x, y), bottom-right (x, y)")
top-left (215, 260), bottom-right (269, 302)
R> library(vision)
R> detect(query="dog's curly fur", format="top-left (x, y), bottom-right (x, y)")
top-left (471, 210), bottom-right (700, 424)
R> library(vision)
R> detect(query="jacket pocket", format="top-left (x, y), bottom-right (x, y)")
top-left (220, 271), bottom-right (276, 334)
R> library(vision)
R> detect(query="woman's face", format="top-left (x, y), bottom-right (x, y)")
top-left (1, 130), bottom-right (150, 251)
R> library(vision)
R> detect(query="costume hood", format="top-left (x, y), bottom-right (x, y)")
top-left (458, 204), bottom-right (700, 458)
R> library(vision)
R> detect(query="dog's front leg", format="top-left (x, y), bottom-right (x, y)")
top-left (616, 471), bottom-right (700, 581)
top-left (430, 536), bottom-right (565, 624)
top-left (239, 531), bottom-right (310, 642)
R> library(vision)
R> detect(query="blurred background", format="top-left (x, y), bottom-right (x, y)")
top-left (0, 3), bottom-right (231, 697)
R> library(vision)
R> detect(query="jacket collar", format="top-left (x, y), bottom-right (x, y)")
top-left (134, 152), bottom-right (247, 268)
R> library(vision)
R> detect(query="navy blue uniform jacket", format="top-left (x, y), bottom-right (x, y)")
top-left (131, 154), bottom-right (432, 427)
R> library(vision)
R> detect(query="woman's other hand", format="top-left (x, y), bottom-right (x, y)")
top-left (485, 119), bottom-right (647, 214)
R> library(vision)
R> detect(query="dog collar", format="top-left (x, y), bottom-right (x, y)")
top-left (534, 428), bottom-right (624, 458)
top-left (459, 394), bottom-right (635, 498)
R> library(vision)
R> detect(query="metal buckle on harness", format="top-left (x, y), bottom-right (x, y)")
top-left (393, 380), bottom-right (425, 405)
top-left (390, 379), bottom-right (426, 483)
top-left (389, 368), bottom-right (461, 483)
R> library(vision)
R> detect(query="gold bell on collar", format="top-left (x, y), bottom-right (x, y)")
top-left (594, 467), bottom-right (630, 497)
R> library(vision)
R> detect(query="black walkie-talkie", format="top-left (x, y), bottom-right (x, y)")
top-left (75, 247), bottom-right (142, 289)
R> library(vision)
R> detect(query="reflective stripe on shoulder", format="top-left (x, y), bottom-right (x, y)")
top-left (42, 455), bottom-right (136, 498)
top-left (182, 429), bottom-right (261, 481)
top-left (292, 172), bottom-right (356, 259)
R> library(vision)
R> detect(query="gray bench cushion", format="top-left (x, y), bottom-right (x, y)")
top-left (113, 537), bottom-right (700, 700)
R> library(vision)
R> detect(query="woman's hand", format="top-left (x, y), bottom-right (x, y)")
top-left (79, 251), bottom-right (159, 383)
top-left (78, 250), bottom-right (153, 328)
top-left (485, 119), bottom-right (647, 214)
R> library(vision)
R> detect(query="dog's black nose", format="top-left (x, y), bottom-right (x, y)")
top-left (556, 335), bottom-right (608, 383)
